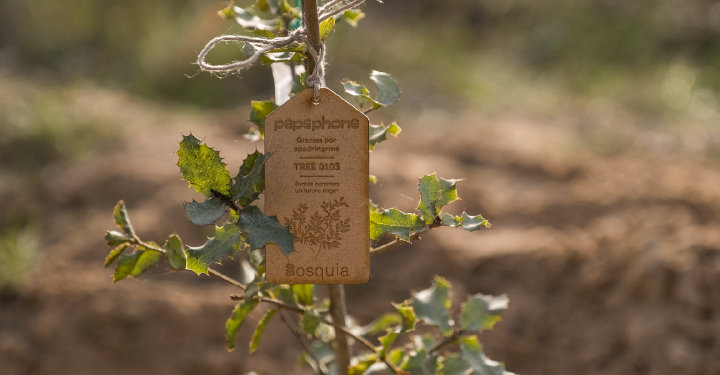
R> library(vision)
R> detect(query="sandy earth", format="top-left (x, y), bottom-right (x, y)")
top-left (2, 79), bottom-right (720, 375)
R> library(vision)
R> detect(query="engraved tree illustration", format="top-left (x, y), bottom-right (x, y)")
top-left (283, 197), bottom-right (351, 257)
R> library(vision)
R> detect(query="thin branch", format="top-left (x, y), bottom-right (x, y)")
top-left (131, 237), bottom-right (247, 290)
top-left (280, 311), bottom-right (328, 375)
top-left (429, 329), bottom-right (466, 355)
top-left (328, 285), bottom-right (351, 374)
top-left (370, 222), bottom-right (441, 256)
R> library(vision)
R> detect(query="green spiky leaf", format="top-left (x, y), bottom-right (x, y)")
top-left (164, 234), bottom-right (186, 271)
top-left (412, 276), bottom-right (453, 335)
top-left (441, 354), bottom-right (472, 375)
top-left (186, 223), bottom-right (241, 275)
top-left (231, 151), bottom-right (271, 206)
top-left (369, 122), bottom-right (401, 151)
top-left (105, 230), bottom-right (131, 246)
top-left (239, 206), bottom-right (295, 257)
top-left (460, 293), bottom-right (508, 331)
top-left (362, 313), bottom-right (402, 335)
top-left (177, 134), bottom-right (231, 197)
top-left (113, 247), bottom-right (162, 282)
top-left (250, 309), bottom-right (277, 353)
top-left (226, 299), bottom-right (259, 351)
top-left (342, 80), bottom-right (383, 110)
top-left (319, 17), bottom-right (335, 41)
top-left (250, 100), bottom-right (278, 137)
top-left (302, 309), bottom-right (321, 336)
top-left (369, 208), bottom-right (427, 240)
top-left (113, 200), bottom-right (135, 237)
top-left (378, 329), bottom-right (399, 358)
top-left (459, 335), bottom-right (514, 375)
top-left (185, 198), bottom-right (226, 225)
top-left (342, 9), bottom-right (365, 27)
top-left (441, 212), bottom-right (491, 232)
top-left (417, 173), bottom-right (460, 224)
top-left (292, 284), bottom-right (314, 306)
top-left (370, 71), bottom-right (400, 107)
top-left (104, 243), bottom-right (131, 268)
top-left (393, 301), bottom-right (418, 332)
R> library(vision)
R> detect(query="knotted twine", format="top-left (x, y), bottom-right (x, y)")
top-left (197, 0), bottom-right (370, 103)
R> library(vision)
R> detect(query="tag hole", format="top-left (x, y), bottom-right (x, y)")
top-left (312, 96), bottom-right (321, 105)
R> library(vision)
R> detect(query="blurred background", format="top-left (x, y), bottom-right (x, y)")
top-left (2, 0), bottom-right (720, 374)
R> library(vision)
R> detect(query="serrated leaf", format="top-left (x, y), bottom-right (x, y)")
top-left (459, 335), bottom-right (514, 375)
top-left (393, 301), bottom-right (418, 332)
top-left (113, 201), bottom-right (135, 237)
top-left (249, 100), bottom-right (278, 137)
top-left (186, 223), bottom-right (241, 275)
top-left (460, 293), bottom-right (508, 331)
top-left (239, 206), bottom-right (295, 257)
top-left (441, 212), bottom-right (491, 232)
top-left (164, 234), bottom-right (186, 270)
top-left (232, 5), bottom-right (280, 30)
top-left (105, 230), bottom-right (131, 246)
top-left (441, 354), bottom-right (472, 375)
top-left (302, 309), bottom-right (321, 336)
top-left (231, 151), bottom-right (271, 206)
top-left (177, 134), bottom-right (231, 197)
top-left (361, 313), bottom-right (402, 335)
top-left (341, 9), bottom-right (365, 27)
top-left (250, 309), bottom-right (277, 353)
top-left (417, 174), bottom-right (460, 224)
top-left (226, 299), bottom-right (259, 351)
top-left (342, 80), bottom-right (383, 110)
top-left (412, 276), bottom-right (453, 335)
top-left (319, 17), bottom-right (335, 41)
top-left (185, 198), bottom-right (226, 225)
top-left (292, 284), bottom-right (314, 306)
top-left (369, 208), bottom-right (427, 240)
top-left (104, 243), bottom-right (131, 268)
top-left (378, 329), bottom-right (399, 358)
top-left (370, 71), bottom-right (400, 107)
top-left (369, 122), bottom-right (401, 151)
top-left (113, 248), bottom-right (161, 282)
top-left (348, 354), bottom-right (378, 375)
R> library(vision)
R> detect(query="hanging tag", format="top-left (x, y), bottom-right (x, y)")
top-left (265, 88), bottom-right (369, 284)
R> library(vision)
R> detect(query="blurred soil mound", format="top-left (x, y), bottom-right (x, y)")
top-left (2, 75), bottom-right (720, 374)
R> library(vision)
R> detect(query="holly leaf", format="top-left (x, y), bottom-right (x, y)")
top-left (378, 329), bottom-right (399, 358)
top-left (411, 276), bottom-right (453, 335)
top-left (369, 122), bottom-right (401, 151)
top-left (164, 234), bottom-right (186, 271)
top-left (460, 293), bottom-right (508, 332)
top-left (417, 174), bottom-right (460, 224)
top-left (105, 230), bottom-right (131, 246)
top-left (302, 309), bottom-right (321, 336)
top-left (342, 80), bottom-right (383, 110)
top-left (231, 151), bottom-right (271, 206)
top-left (239, 206), bottom-right (295, 257)
top-left (113, 200), bottom-right (135, 237)
top-left (250, 309), bottom-right (277, 353)
top-left (441, 212), bottom-right (490, 232)
top-left (186, 223), bottom-right (241, 275)
top-left (369, 208), bottom-right (427, 240)
top-left (319, 17), bottom-right (335, 41)
top-left (459, 335), bottom-right (514, 375)
top-left (104, 243), bottom-right (131, 268)
top-left (231, 5), bottom-right (280, 30)
top-left (184, 198), bottom-right (226, 225)
top-left (226, 299), bottom-right (259, 351)
top-left (113, 247), bottom-right (162, 282)
top-left (370, 71), bottom-right (400, 107)
top-left (393, 300), bottom-right (418, 332)
top-left (292, 284), bottom-right (314, 306)
top-left (177, 134), bottom-right (231, 197)
top-left (341, 9), bottom-right (365, 27)
top-left (441, 354), bottom-right (472, 375)
top-left (361, 313), bottom-right (402, 335)
top-left (249, 100), bottom-right (278, 137)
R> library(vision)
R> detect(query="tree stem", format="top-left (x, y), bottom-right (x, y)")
top-left (328, 284), bottom-right (351, 374)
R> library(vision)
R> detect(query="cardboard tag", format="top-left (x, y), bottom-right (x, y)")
top-left (265, 88), bottom-right (369, 284)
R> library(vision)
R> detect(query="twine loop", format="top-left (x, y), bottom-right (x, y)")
top-left (196, 0), bottom-right (369, 103)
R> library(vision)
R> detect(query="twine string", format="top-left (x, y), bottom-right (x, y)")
top-left (197, 0), bottom-right (368, 101)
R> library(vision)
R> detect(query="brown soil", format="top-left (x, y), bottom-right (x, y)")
top-left (2, 80), bottom-right (720, 375)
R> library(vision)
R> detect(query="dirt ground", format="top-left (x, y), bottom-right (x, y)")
top-left (2, 77), bottom-right (720, 375)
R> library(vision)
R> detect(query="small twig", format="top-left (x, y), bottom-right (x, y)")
top-left (429, 329), bottom-right (466, 355)
top-left (370, 222), bottom-right (441, 256)
top-left (280, 311), bottom-right (328, 375)
top-left (211, 189), bottom-right (240, 212)
top-left (328, 285), bottom-right (351, 374)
